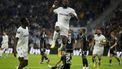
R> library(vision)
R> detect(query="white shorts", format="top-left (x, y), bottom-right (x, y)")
top-left (93, 47), bottom-right (104, 56)
top-left (17, 47), bottom-right (28, 60)
top-left (55, 22), bottom-right (69, 37)
top-left (1, 44), bottom-right (8, 49)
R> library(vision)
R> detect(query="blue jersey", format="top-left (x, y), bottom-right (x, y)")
top-left (66, 34), bottom-right (75, 53)
top-left (77, 34), bottom-right (88, 51)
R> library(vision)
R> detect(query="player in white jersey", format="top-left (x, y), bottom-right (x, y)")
top-left (14, 18), bottom-right (29, 69)
top-left (0, 31), bottom-right (9, 57)
top-left (91, 28), bottom-right (106, 68)
top-left (50, 0), bottom-right (78, 54)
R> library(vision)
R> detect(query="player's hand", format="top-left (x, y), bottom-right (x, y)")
top-left (69, 13), bottom-right (75, 17)
top-left (110, 46), bottom-right (114, 49)
top-left (53, 0), bottom-right (59, 8)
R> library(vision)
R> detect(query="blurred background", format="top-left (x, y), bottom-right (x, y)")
top-left (0, 0), bottom-right (121, 55)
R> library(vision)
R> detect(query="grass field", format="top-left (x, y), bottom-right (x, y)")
top-left (0, 54), bottom-right (122, 69)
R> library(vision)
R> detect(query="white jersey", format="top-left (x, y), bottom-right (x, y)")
top-left (1, 35), bottom-right (8, 48)
top-left (16, 26), bottom-right (29, 51)
top-left (94, 34), bottom-right (106, 48)
top-left (54, 7), bottom-right (77, 28)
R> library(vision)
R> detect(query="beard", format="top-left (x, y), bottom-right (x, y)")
top-left (62, 4), bottom-right (68, 8)
top-left (97, 33), bottom-right (101, 36)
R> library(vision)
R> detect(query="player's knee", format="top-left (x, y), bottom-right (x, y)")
top-left (55, 26), bottom-right (60, 32)
top-left (23, 60), bottom-right (28, 67)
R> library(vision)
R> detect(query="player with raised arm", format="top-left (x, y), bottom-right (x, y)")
top-left (14, 18), bottom-right (29, 69)
top-left (50, 0), bottom-right (79, 54)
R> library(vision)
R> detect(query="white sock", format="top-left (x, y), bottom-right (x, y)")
top-left (82, 67), bottom-right (86, 69)
top-left (52, 31), bottom-right (59, 43)
top-left (86, 67), bottom-right (89, 69)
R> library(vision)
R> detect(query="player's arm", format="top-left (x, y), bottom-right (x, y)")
top-left (69, 10), bottom-right (79, 22)
top-left (13, 29), bottom-right (21, 57)
top-left (110, 38), bottom-right (118, 49)
top-left (49, 0), bottom-right (59, 14)
top-left (13, 37), bottom-right (19, 57)
top-left (54, 59), bottom-right (61, 67)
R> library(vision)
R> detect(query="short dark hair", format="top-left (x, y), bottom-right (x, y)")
top-left (20, 17), bottom-right (27, 23)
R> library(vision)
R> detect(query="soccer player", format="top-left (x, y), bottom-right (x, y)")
top-left (50, 0), bottom-right (78, 52)
top-left (49, 51), bottom-right (72, 69)
top-left (14, 18), bottom-right (29, 69)
top-left (65, 29), bottom-right (75, 54)
top-left (40, 28), bottom-right (50, 64)
top-left (108, 31), bottom-right (121, 65)
top-left (78, 28), bottom-right (89, 69)
top-left (91, 28), bottom-right (106, 68)
top-left (0, 31), bottom-right (9, 57)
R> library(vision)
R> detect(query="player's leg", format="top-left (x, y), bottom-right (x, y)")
top-left (98, 55), bottom-right (102, 66)
top-left (18, 57), bottom-right (24, 69)
top-left (0, 48), bottom-right (4, 57)
top-left (22, 59), bottom-right (28, 68)
top-left (113, 53), bottom-right (121, 65)
top-left (44, 54), bottom-right (50, 63)
top-left (58, 35), bottom-right (68, 56)
top-left (51, 26), bottom-right (60, 48)
top-left (92, 49), bottom-right (97, 68)
top-left (82, 51), bottom-right (89, 69)
top-left (109, 53), bottom-right (113, 65)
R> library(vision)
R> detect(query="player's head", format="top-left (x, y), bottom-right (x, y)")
top-left (80, 28), bottom-right (86, 35)
top-left (42, 27), bottom-right (46, 32)
top-left (62, 0), bottom-right (69, 8)
top-left (110, 31), bottom-right (116, 37)
top-left (96, 27), bottom-right (102, 35)
top-left (3, 31), bottom-right (7, 35)
top-left (21, 17), bottom-right (29, 27)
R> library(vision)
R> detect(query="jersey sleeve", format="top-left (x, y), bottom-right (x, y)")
top-left (71, 9), bottom-right (77, 17)
top-left (53, 7), bottom-right (60, 14)
top-left (15, 28), bottom-right (22, 38)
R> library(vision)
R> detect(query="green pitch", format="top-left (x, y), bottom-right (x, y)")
top-left (0, 54), bottom-right (122, 69)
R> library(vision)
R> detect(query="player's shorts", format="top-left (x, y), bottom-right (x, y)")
top-left (55, 22), bottom-right (69, 37)
top-left (1, 44), bottom-right (8, 49)
top-left (110, 48), bottom-right (116, 55)
top-left (40, 48), bottom-right (46, 55)
top-left (17, 47), bottom-right (28, 60)
top-left (93, 47), bottom-right (104, 56)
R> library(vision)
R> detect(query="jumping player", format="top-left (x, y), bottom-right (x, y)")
top-left (50, 0), bottom-right (78, 53)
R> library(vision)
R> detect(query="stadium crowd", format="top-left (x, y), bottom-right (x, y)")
top-left (1, 0), bottom-right (121, 51)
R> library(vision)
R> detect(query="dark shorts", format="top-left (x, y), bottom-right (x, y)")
top-left (40, 48), bottom-right (46, 55)
top-left (110, 49), bottom-right (116, 55)
top-left (63, 65), bottom-right (70, 69)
